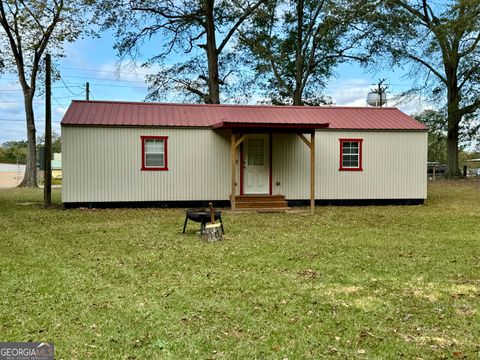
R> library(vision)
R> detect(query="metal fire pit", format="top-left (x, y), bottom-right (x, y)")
top-left (183, 208), bottom-right (224, 235)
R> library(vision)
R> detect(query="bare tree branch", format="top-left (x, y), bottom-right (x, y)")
top-left (217, 0), bottom-right (267, 54)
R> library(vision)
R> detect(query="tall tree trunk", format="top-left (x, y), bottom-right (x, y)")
top-left (445, 67), bottom-right (461, 177)
top-left (293, 0), bottom-right (304, 106)
top-left (446, 106), bottom-right (460, 177)
top-left (446, 116), bottom-right (459, 176)
top-left (18, 91), bottom-right (37, 187)
top-left (204, 0), bottom-right (220, 104)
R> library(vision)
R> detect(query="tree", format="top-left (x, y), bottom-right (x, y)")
top-left (239, 0), bottom-right (372, 105)
top-left (0, 141), bottom-right (28, 164)
top-left (37, 131), bottom-right (62, 154)
top-left (98, 0), bottom-right (268, 104)
top-left (414, 110), bottom-right (448, 163)
top-left (0, 0), bottom-right (94, 187)
top-left (414, 108), bottom-right (480, 165)
top-left (366, 0), bottom-right (480, 176)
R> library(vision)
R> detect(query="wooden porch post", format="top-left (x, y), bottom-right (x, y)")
top-left (298, 132), bottom-right (316, 214)
top-left (231, 133), bottom-right (236, 211)
top-left (310, 131), bottom-right (315, 214)
top-left (229, 133), bottom-right (247, 211)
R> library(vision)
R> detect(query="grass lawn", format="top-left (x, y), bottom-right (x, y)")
top-left (0, 181), bottom-right (479, 359)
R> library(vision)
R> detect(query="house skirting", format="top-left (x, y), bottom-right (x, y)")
top-left (63, 200), bottom-right (231, 209)
top-left (289, 199), bottom-right (424, 206)
top-left (63, 198), bottom-right (424, 209)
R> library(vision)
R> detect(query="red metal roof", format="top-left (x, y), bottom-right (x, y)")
top-left (61, 100), bottom-right (427, 131)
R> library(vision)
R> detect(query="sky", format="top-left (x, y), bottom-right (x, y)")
top-left (0, 31), bottom-right (429, 144)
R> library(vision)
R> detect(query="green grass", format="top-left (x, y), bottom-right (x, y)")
top-left (0, 181), bottom-right (479, 359)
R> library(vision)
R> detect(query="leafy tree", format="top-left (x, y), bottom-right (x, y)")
top-left (0, 141), bottom-right (28, 164)
top-left (37, 131), bottom-right (62, 154)
top-left (239, 0), bottom-right (372, 105)
top-left (414, 110), bottom-right (448, 163)
top-left (98, 0), bottom-right (268, 104)
top-left (364, 0), bottom-right (480, 176)
top-left (459, 149), bottom-right (480, 171)
top-left (0, 0), bottom-right (94, 187)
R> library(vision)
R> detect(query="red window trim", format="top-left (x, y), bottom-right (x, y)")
top-left (339, 138), bottom-right (363, 171)
top-left (141, 136), bottom-right (169, 171)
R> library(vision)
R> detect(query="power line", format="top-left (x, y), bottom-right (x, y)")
top-left (0, 82), bottom-right (147, 92)
top-left (87, 83), bottom-right (148, 89)
top-left (61, 66), bottom-right (155, 76)
top-left (51, 81), bottom-right (148, 89)
top-left (52, 95), bottom-right (67, 110)
top-left (0, 119), bottom-right (61, 122)
top-left (1, 65), bottom-right (415, 88)
top-left (59, 76), bottom-right (84, 96)
top-left (0, 97), bottom-right (75, 105)
top-left (60, 74), bottom-right (148, 83)
top-left (0, 85), bottom-right (83, 92)
top-left (44, 65), bottom-right (416, 87)
top-left (0, 100), bottom-right (46, 104)
top-left (0, 82), bottom-right (409, 94)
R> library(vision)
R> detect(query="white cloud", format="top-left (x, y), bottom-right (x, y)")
top-left (390, 96), bottom-right (435, 116)
top-left (55, 107), bottom-right (67, 116)
top-left (325, 78), bottom-right (432, 115)
top-left (0, 84), bottom-right (28, 143)
top-left (325, 79), bottom-right (372, 106)
top-left (98, 61), bottom-right (160, 83)
top-left (57, 60), bottom-right (166, 101)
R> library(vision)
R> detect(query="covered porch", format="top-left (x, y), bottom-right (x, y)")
top-left (212, 121), bottom-right (329, 213)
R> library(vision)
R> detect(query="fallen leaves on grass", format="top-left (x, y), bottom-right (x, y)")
top-left (297, 269), bottom-right (318, 279)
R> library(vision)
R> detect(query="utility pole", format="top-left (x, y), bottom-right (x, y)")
top-left (44, 53), bottom-right (52, 207)
top-left (378, 79), bottom-right (384, 107)
top-left (371, 79), bottom-right (389, 107)
top-left (86, 82), bottom-right (90, 100)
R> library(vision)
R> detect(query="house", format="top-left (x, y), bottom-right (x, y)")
top-left (61, 100), bottom-right (427, 210)
top-left (51, 153), bottom-right (62, 179)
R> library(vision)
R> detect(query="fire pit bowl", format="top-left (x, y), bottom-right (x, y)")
top-left (183, 208), bottom-right (224, 235)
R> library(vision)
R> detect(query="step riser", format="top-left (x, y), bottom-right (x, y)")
top-left (236, 201), bottom-right (287, 205)
top-left (235, 196), bottom-right (286, 202)
top-left (235, 201), bottom-right (288, 207)
top-left (234, 195), bottom-right (289, 210)
top-left (236, 202), bottom-right (288, 209)
top-left (235, 208), bottom-right (290, 212)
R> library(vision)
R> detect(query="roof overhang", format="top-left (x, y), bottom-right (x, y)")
top-left (211, 121), bottom-right (329, 132)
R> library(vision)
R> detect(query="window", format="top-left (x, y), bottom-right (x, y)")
top-left (141, 136), bottom-right (168, 171)
top-left (247, 138), bottom-right (265, 166)
top-left (339, 138), bottom-right (363, 171)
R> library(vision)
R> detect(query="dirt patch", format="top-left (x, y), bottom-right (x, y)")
top-left (455, 305), bottom-right (476, 317)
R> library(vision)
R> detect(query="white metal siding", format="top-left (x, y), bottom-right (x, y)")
top-left (62, 127), bottom-right (232, 202)
top-left (272, 131), bottom-right (427, 200)
top-left (271, 134), bottom-right (309, 198)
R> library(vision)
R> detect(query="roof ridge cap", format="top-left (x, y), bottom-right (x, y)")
top-left (71, 100), bottom-right (399, 111)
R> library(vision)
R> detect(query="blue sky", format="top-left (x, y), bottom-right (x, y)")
top-left (0, 31), bottom-right (427, 144)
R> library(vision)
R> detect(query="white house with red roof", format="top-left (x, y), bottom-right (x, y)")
top-left (61, 101), bottom-right (427, 210)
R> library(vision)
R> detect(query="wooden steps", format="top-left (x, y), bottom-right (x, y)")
top-left (235, 195), bottom-right (290, 211)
